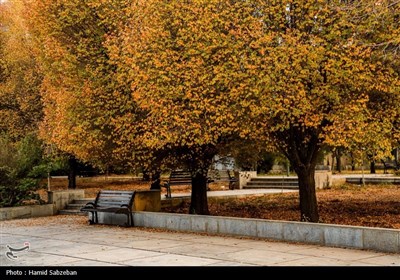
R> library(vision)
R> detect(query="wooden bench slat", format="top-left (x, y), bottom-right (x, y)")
top-left (96, 203), bottom-right (129, 208)
top-left (97, 197), bottom-right (132, 202)
top-left (99, 190), bottom-right (135, 194)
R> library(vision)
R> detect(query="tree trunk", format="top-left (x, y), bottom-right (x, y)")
top-left (189, 171), bottom-right (209, 215)
top-left (277, 127), bottom-right (321, 223)
top-left (370, 161), bottom-right (376, 174)
top-left (335, 150), bottom-right (342, 173)
top-left (68, 156), bottom-right (77, 189)
top-left (150, 170), bottom-right (161, 190)
top-left (142, 169), bottom-right (150, 181)
top-left (393, 148), bottom-right (399, 169)
top-left (186, 145), bottom-right (217, 215)
top-left (295, 166), bottom-right (319, 222)
top-left (349, 152), bottom-right (356, 171)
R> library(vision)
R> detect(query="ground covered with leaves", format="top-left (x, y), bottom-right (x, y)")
top-left (164, 184), bottom-right (400, 229)
top-left (37, 177), bottom-right (400, 229)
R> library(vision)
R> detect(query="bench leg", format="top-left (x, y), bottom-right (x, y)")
top-left (88, 211), bottom-right (95, 225)
top-left (166, 186), bottom-right (171, 198)
top-left (122, 213), bottom-right (134, 227)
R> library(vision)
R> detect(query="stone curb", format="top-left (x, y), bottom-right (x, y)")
top-left (133, 211), bottom-right (400, 254)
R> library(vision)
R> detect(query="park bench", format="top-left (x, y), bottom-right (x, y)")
top-left (162, 169), bottom-right (238, 198)
top-left (210, 170), bottom-right (238, 190)
top-left (162, 170), bottom-right (215, 198)
top-left (80, 190), bottom-right (136, 227)
top-left (381, 159), bottom-right (399, 174)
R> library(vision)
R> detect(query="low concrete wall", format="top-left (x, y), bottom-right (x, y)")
top-left (133, 212), bottom-right (400, 254)
top-left (0, 204), bottom-right (54, 221)
top-left (315, 171), bottom-right (332, 189)
top-left (48, 190), bottom-right (85, 213)
top-left (238, 171), bottom-right (257, 189)
top-left (134, 190), bottom-right (161, 212)
top-left (346, 177), bottom-right (400, 185)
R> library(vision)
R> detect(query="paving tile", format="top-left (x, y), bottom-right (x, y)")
top-left (124, 239), bottom-right (193, 251)
top-left (0, 234), bottom-right (43, 246)
top-left (120, 253), bottom-right (220, 266)
top-left (83, 234), bottom-right (151, 244)
top-left (60, 259), bottom-right (125, 266)
top-left (183, 235), bottom-right (258, 247)
top-left (354, 255), bottom-right (400, 266)
top-left (285, 246), bottom-right (385, 261)
top-left (77, 247), bottom-right (166, 263)
top-left (221, 249), bottom-right (305, 266)
top-left (34, 243), bottom-right (118, 256)
top-left (1, 251), bottom-right (81, 267)
top-left (206, 261), bottom-right (254, 266)
top-left (274, 256), bottom-right (353, 266)
top-left (229, 240), bottom-right (317, 252)
top-left (159, 243), bottom-right (245, 258)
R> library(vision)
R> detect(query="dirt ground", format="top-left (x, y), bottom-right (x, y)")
top-left (37, 176), bottom-right (400, 229)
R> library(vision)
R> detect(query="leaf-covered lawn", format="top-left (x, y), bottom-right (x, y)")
top-left (164, 184), bottom-right (400, 229)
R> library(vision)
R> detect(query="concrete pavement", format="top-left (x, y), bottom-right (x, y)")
top-left (1, 215), bottom-right (399, 266)
top-left (168, 188), bottom-right (297, 199)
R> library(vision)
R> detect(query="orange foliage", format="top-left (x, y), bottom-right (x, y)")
top-left (20, 0), bottom-right (400, 218)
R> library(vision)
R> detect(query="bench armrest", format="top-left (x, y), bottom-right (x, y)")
top-left (83, 202), bottom-right (96, 208)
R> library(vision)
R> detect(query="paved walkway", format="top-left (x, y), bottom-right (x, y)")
top-left (168, 188), bottom-right (297, 199)
top-left (1, 216), bottom-right (399, 267)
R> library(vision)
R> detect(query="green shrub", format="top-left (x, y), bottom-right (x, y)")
top-left (0, 133), bottom-right (46, 207)
top-left (0, 178), bottom-right (43, 207)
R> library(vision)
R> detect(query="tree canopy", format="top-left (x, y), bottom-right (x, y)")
top-left (107, 0), bottom-right (267, 213)
top-left (0, 0), bottom-right (43, 140)
top-left (13, 0), bottom-right (400, 219)
top-left (25, 0), bottom-right (132, 169)
top-left (239, 0), bottom-right (400, 221)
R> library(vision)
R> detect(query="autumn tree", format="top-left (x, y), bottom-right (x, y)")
top-left (108, 0), bottom-right (265, 214)
top-left (0, 0), bottom-right (43, 140)
top-left (0, 1), bottom-right (50, 204)
top-left (241, 0), bottom-right (400, 222)
top-left (25, 0), bottom-right (164, 190)
top-left (25, 0), bottom-right (136, 176)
